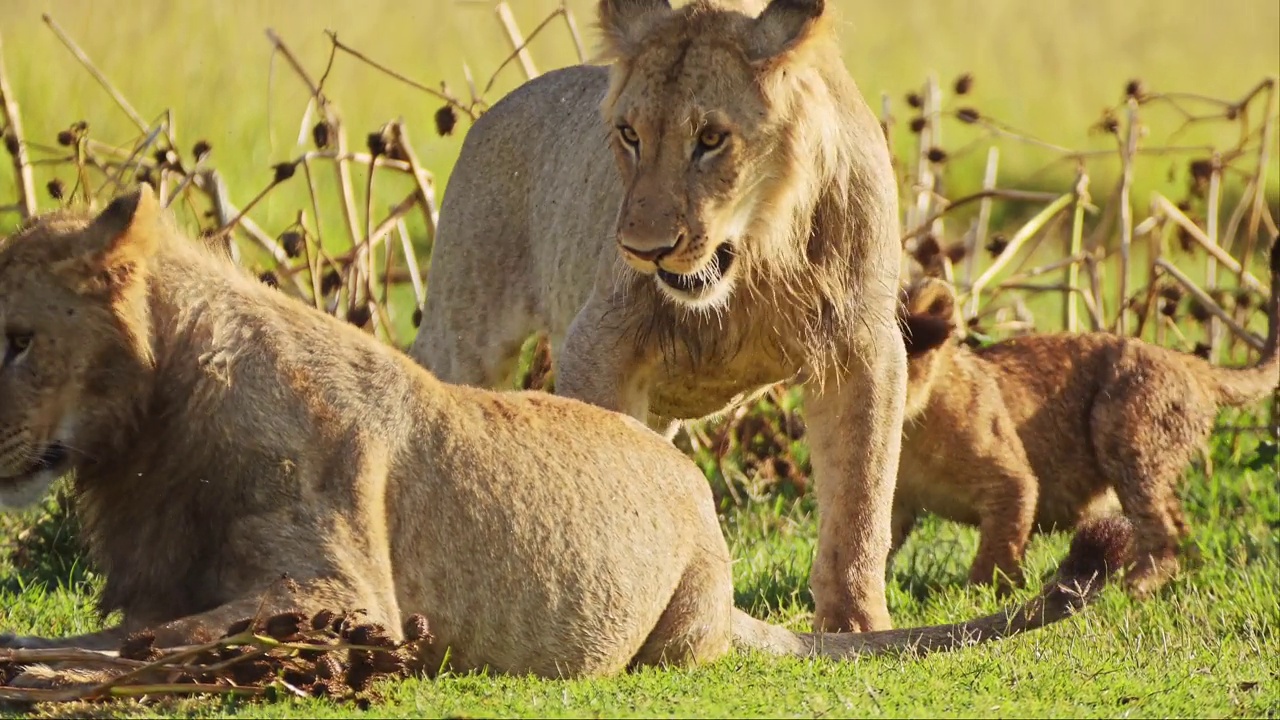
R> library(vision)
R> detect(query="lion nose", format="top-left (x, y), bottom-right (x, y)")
top-left (619, 232), bottom-right (684, 264)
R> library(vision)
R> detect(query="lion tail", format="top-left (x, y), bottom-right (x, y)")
top-left (730, 516), bottom-right (1132, 659)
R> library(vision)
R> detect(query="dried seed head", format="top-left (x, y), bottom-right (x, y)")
top-left (1234, 288), bottom-right (1254, 310)
top-left (119, 630), bottom-right (159, 661)
top-left (154, 148), bottom-right (177, 168)
top-left (192, 140), bottom-right (212, 160)
top-left (315, 652), bottom-right (344, 680)
top-left (906, 91), bottom-right (922, 109)
top-left (264, 610), bottom-right (308, 641)
top-left (912, 234), bottom-right (941, 267)
top-left (1225, 105), bottom-right (1239, 121)
top-left (1096, 109), bottom-right (1120, 135)
top-left (1187, 296), bottom-right (1211, 323)
top-left (3, 131), bottom-right (19, 156)
top-left (1159, 298), bottom-right (1178, 317)
top-left (345, 623), bottom-right (396, 648)
top-left (272, 162), bottom-right (297, 183)
top-left (312, 120), bottom-right (334, 150)
top-left (402, 614), bottom-right (432, 643)
top-left (434, 105), bottom-right (458, 137)
top-left (281, 231), bottom-right (305, 258)
top-left (412, 306), bottom-right (423, 328)
top-left (137, 167), bottom-right (155, 187)
top-left (56, 129), bottom-right (76, 147)
top-left (909, 116), bottom-right (927, 133)
top-left (230, 658), bottom-right (275, 685)
top-left (1125, 79), bottom-right (1146, 100)
top-left (1192, 342), bottom-right (1211, 359)
top-left (956, 107), bottom-right (980, 124)
top-left (944, 243), bottom-right (968, 264)
top-left (985, 234), bottom-right (1008, 256)
top-left (1188, 158), bottom-right (1215, 184)
top-left (46, 178), bottom-right (65, 200)
top-left (311, 609), bottom-right (338, 632)
top-left (926, 147), bottom-right (948, 163)
top-left (321, 269), bottom-right (343, 295)
top-left (953, 72), bottom-right (974, 95)
top-left (71, 120), bottom-right (88, 133)
top-left (1158, 284), bottom-right (1184, 303)
top-left (259, 271), bottom-right (280, 289)
top-left (347, 304), bottom-right (372, 328)
top-left (366, 131), bottom-right (388, 157)
top-left (222, 617), bottom-right (256, 638)
top-left (311, 679), bottom-right (345, 698)
top-left (345, 658), bottom-right (376, 693)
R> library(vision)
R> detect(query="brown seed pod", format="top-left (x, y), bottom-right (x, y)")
top-left (1125, 78), bottom-right (1146, 100)
top-left (412, 306), bottom-right (424, 329)
top-left (944, 243), bottom-right (968, 264)
top-left (1158, 284), bottom-right (1184, 303)
top-left (264, 610), bottom-right (309, 641)
top-left (56, 129), bottom-right (76, 147)
top-left (926, 147), bottom-right (948, 163)
top-left (222, 617), bottom-right (256, 638)
top-left (909, 116), bottom-right (927, 134)
top-left (345, 623), bottom-right (396, 648)
top-left (154, 148), bottom-right (178, 169)
top-left (1159, 298), bottom-right (1178, 318)
top-left (314, 652), bottom-right (344, 680)
top-left (311, 679), bottom-right (346, 698)
top-left (259, 271), bottom-right (280, 289)
top-left (46, 178), bottom-right (65, 200)
top-left (345, 657), bottom-right (376, 693)
top-left (906, 91), bottom-right (922, 109)
top-left (434, 105), bottom-right (458, 137)
top-left (311, 609), bottom-right (339, 633)
top-left (281, 231), bottom-right (305, 259)
top-left (1234, 288), bottom-right (1254, 310)
top-left (368, 650), bottom-right (406, 674)
top-left (229, 658), bottom-right (275, 685)
top-left (192, 140), bottom-right (212, 161)
top-left (3, 131), bottom-right (20, 156)
top-left (953, 73), bottom-right (974, 95)
top-left (1192, 342), bottom-right (1211, 359)
top-left (956, 107), bottom-right (980, 124)
top-left (119, 630), bottom-right (160, 661)
top-left (272, 162), bottom-right (297, 183)
top-left (366, 131), bottom-right (388, 158)
top-left (912, 234), bottom-right (941, 267)
top-left (347, 304), bottom-right (372, 328)
top-left (985, 234), bottom-right (1008, 256)
top-left (402, 614), bottom-right (432, 644)
top-left (312, 120), bottom-right (334, 150)
top-left (1187, 296), bottom-right (1212, 323)
top-left (321, 269), bottom-right (343, 296)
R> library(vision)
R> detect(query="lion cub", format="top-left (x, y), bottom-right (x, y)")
top-left (892, 240), bottom-right (1278, 596)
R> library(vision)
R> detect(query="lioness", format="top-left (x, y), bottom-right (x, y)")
top-left (891, 241), bottom-right (1278, 595)
top-left (0, 186), bottom-right (1131, 677)
top-left (409, 0), bottom-right (908, 633)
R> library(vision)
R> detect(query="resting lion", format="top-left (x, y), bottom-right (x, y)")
top-left (408, 0), bottom-right (909, 634)
top-left (0, 187), bottom-right (1131, 677)
top-left (891, 242), bottom-right (1278, 595)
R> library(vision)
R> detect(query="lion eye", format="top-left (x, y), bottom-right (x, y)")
top-left (617, 124), bottom-right (640, 148)
top-left (4, 331), bottom-right (33, 368)
top-left (697, 129), bottom-right (727, 153)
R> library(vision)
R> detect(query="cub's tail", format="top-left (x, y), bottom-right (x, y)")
top-left (731, 516), bottom-right (1131, 658)
top-left (1210, 237), bottom-right (1280, 407)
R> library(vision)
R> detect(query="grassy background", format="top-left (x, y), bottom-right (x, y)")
top-left (0, 0), bottom-right (1278, 716)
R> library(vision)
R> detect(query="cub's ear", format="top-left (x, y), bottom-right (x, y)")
top-left (55, 183), bottom-right (162, 296)
top-left (597, 0), bottom-right (672, 59)
top-left (746, 0), bottom-right (829, 65)
top-left (899, 277), bottom-right (960, 356)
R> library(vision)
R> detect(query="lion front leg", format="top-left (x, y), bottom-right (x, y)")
top-left (803, 332), bottom-right (908, 633)
top-left (555, 290), bottom-right (659, 421)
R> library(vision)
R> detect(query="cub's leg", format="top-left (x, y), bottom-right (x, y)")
top-left (967, 463), bottom-right (1039, 591)
top-left (1090, 368), bottom-right (1213, 598)
top-left (804, 326), bottom-right (908, 633)
top-left (886, 500), bottom-right (920, 574)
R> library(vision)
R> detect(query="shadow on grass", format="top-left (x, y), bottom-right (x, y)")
top-left (0, 485), bottom-right (97, 596)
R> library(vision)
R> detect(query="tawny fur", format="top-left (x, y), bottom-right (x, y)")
top-left (891, 244), bottom-right (1279, 596)
top-left (0, 187), bottom-right (1130, 676)
top-left (408, 0), bottom-right (909, 634)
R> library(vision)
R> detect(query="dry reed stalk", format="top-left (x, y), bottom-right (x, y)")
top-left (1153, 194), bottom-right (1266, 293)
top-left (963, 146), bottom-right (999, 313)
top-left (964, 192), bottom-right (1075, 307)
top-left (1154, 258), bottom-right (1264, 351)
top-left (40, 14), bottom-right (148, 133)
top-left (1116, 98), bottom-right (1140, 335)
top-left (1063, 168), bottom-right (1090, 332)
top-left (1204, 154), bottom-right (1224, 360)
top-left (0, 32), bottom-right (37, 219)
top-left (495, 2), bottom-right (539, 85)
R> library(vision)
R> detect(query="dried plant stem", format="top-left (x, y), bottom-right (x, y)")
top-left (41, 14), bottom-right (148, 133)
top-left (1116, 98), bottom-right (1140, 335)
top-left (561, 3), bottom-right (588, 63)
top-left (965, 192), bottom-right (1075, 310)
top-left (1153, 194), bottom-right (1266, 293)
top-left (1064, 169), bottom-right (1090, 332)
top-left (493, 2), bottom-right (539, 88)
top-left (963, 147), bottom-right (1000, 309)
top-left (0, 31), bottom-right (37, 218)
top-left (1205, 156), bottom-right (1223, 360)
top-left (1154, 258), bottom-right (1264, 351)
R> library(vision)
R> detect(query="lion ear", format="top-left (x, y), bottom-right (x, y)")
top-left (905, 277), bottom-right (958, 322)
top-left (597, 0), bottom-right (671, 59)
top-left (900, 278), bottom-right (960, 356)
top-left (746, 0), bottom-right (828, 65)
top-left (55, 183), bottom-right (162, 296)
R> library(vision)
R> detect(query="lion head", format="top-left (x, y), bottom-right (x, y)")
top-left (0, 188), bottom-right (159, 509)
top-left (596, 0), bottom-right (864, 313)
top-left (898, 276), bottom-right (963, 417)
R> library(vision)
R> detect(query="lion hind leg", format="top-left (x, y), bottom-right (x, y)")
top-left (627, 556), bottom-right (734, 670)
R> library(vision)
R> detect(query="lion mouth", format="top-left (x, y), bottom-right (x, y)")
top-left (656, 242), bottom-right (736, 296)
top-left (2, 443), bottom-right (71, 482)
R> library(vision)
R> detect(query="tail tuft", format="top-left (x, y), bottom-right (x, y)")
top-left (1054, 516), bottom-right (1133, 583)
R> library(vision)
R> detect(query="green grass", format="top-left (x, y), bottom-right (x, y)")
top-left (2, 420), bottom-right (1277, 718)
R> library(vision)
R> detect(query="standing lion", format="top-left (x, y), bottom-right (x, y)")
top-left (410, 0), bottom-right (907, 634)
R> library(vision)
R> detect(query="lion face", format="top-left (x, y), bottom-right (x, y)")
top-left (0, 189), bottom-right (158, 509)
top-left (598, 0), bottom-right (830, 310)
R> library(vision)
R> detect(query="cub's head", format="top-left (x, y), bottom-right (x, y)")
top-left (898, 276), bottom-right (962, 416)
top-left (0, 185), bottom-right (160, 509)
top-left (597, 0), bottom-right (842, 310)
